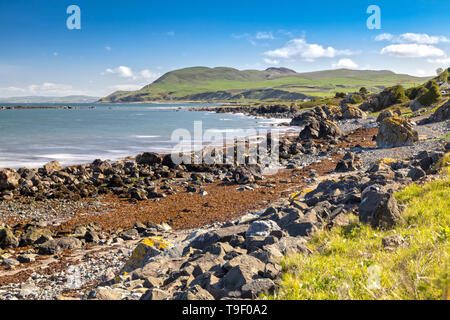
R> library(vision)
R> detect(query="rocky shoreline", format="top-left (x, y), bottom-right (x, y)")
top-left (0, 101), bottom-right (449, 300)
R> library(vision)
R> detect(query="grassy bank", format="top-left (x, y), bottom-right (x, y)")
top-left (264, 160), bottom-right (449, 300)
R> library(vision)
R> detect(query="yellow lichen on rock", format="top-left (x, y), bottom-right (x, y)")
top-left (122, 236), bottom-right (173, 272)
top-left (376, 158), bottom-right (397, 166)
top-left (376, 116), bottom-right (419, 148)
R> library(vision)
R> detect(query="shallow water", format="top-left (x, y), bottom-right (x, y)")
top-left (0, 103), bottom-right (296, 169)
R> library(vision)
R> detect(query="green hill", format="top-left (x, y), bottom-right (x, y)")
top-left (99, 67), bottom-right (430, 103)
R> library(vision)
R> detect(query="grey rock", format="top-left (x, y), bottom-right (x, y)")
top-left (246, 220), bottom-right (280, 238)
top-left (382, 234), bottom-right (405, 249)
top-left (359, 188), bottom-right (403, 229)
top-left (407, 167), bottom-right (426, 181)
top-left (0, 228), bottom-right (19, 249)
top-left (241, 278), bottom-right (275, 299)
top-left (141, 288), bottom-right (169, 300)
top-left (38, 237), bottom-right (83, 255)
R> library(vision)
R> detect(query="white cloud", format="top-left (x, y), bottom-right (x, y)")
top-left (264, 38), bottom-right (356, 61)
top-left (380, 44), bottom-right (445, 58)
top-left (166, 31), bottom-right (175, 36)
top-left (375, 32), bottom-right (450, 44)
top-left (375, 33), bottom-right (394, 41)
top-left (332, 58), bottom-right (358, 69)
top-left (232, 31), bottom-right (275, 43)
top-left (105, 46), bottom-right (112, 51)
top-left (104, 66), bottom-right (161, 82)
top-left (263, 58), bottom-right (279, 65)
top-left (415, 69), bottom-right (428, 76)
top-left (139, 69), bottom-right (161, 81)
top-left (256, 32), bottom-right (274, 40)
top-left (426, 57), bottom-right (450, 64)
top-left (53, 52), bottom-right (59, 56)
top-left (105, 66), bottom-right (135, 78)
top-left (109, 84), bottom-right (144, 91)
top-left (0, 82), bottom-right (88, 97)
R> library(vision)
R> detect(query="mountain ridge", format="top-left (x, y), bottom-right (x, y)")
top-left (99, 67), bottom-right (430, 103)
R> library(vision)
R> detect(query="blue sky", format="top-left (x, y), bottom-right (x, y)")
top-left (0, 0), bottom-right (449, 97)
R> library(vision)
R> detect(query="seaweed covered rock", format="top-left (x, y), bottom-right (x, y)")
top-left (376, 116), bottom-right (418, 148)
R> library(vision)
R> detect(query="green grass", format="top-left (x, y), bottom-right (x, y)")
top-left (440, 132), bottom-right (450, 142)
top-left (263, 164), bottom-right (450, 300)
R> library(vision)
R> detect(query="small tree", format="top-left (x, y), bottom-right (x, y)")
top-left (359, 87), bottom-right (369, 94)
top-left (335, 92), bottom-right (346, 98)
top-left (436, 67), bottom-right (444, 76)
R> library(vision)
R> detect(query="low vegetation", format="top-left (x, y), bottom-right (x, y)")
top-left (264, 162), bottom-right (450, 300)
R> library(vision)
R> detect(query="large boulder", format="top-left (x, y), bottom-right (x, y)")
top-left (427, 100), bottom-right (450, 123)
top-left (290, 110), bottom-right (317, 126)
top-left (121, 236), bottom-right (172, 272)
top-left (136, 152), bottom-right (162, 166)
top-left (376, 116), bottom-right (418, 148)
top-left (299, 118), bottom-right (341, 140)
top-left (189, 225), bottom-right (248, 250)
top-left (376, 110), bottom-right (396, 122)
top-left (334, 152), bottom-right (362, 172)
top-left (221, 255), bottom-right (266, 292)
top-left (0, 169), bottom-right (20, 191)
top-left (232, 166), bottom-right (256, 185)
top-left (42, 161), bottom-right (63, 175)
top-left (246, 220), bottom-right (280, 238)
top-left (359, 186), bottom-right (403, 229)
top-left (340, 105), bottom-right (366, 119)
top-left (20, 227), bottom-right (53, 246)
top-left (38, 237), bottom-right (83, 255)
top-left (409, 100), bottom-right (426, 112)
top-left (0, 227), bottom-right (19, 249)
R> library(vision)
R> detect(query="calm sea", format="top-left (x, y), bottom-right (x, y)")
top-left (0, 103), bottom-right (295, 169)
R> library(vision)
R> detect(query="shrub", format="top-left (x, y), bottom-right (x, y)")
top-left (359, 87), bottom-right (369, 94)
top-left (335, 92), bottom-right (346, 98)
top-left (348, 94), bottom-right (364, 104)
top-left (436, 69), bottom-right (449, 83)
top-left (405, 86), bottom-right (425, 100)
top-left (418, 81), bottom-right (442, 106)
top-left (386, 85), bottom-right (407, 104)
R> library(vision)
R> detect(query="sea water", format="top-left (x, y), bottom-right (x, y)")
top-left (0, 103), bottom-right (296, 169)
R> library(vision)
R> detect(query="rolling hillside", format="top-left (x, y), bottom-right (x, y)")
top-left (99, 67), bottom-right (430, 103)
